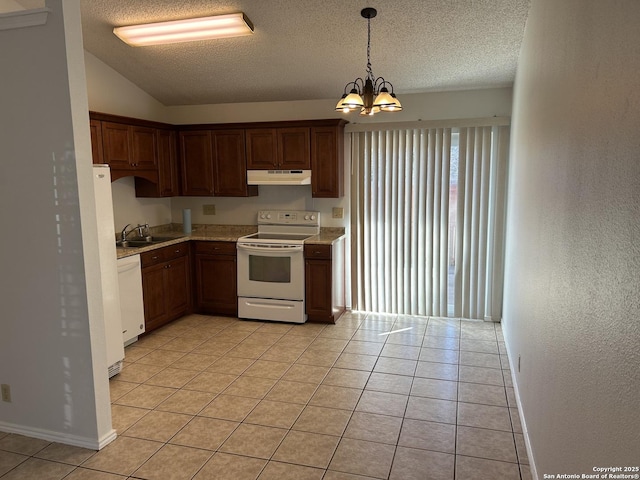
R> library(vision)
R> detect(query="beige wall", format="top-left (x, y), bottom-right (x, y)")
top-left (0, 0), bottom-right (113, 448)
top-left (84, 51), bottom-right (168, 123)
top-left (503, 0), bottom-right (640, 476)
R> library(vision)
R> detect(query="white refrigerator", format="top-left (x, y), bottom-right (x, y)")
top-left (93, 164), bottom-right (125, 377)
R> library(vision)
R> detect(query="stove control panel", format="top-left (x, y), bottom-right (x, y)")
top-left (257, 210), bottom-right (320, 226)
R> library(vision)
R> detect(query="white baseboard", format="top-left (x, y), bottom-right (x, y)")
top-left (0, 421), bottom-right (117, 450)
top-left (501, 321), bottom-right (539, 480)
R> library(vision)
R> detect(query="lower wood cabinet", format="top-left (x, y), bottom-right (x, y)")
top-left (193, 241), bottom-right (238, 315)
top-left (140, 243), bottom-right (191, 333)
top-left (304, 238), bottom-right (346, 323)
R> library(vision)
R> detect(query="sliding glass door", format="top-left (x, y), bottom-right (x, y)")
top-left (350, 122), bottom-right (509, 321)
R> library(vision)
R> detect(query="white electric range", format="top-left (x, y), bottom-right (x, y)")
top-left (236, 210), bottom-right (320, 323)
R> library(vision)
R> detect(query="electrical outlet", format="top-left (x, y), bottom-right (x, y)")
top-left (1, 384), bottom-right (11, 403)
top-left (202, 204), bottom-right (216, 215)
top-left (332, 207), bottom-right (344, 219)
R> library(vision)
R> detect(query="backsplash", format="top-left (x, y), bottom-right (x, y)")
top-left (111, 177), bottom-right (348, 232)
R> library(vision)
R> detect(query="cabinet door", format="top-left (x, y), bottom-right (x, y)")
top-left (305, 258), bottom-right (333, 321)
top-left (311, 126), bottom-right (343, 198)
top-left (195, 253), bottom-right (237, 315)
top-left (157, 130), bottom-right (179, 196)
top-left (165, 255), bottom-right (191, 319)
top-left (141, 262), bottom-right (168, 332)
top-left (212, 130), bottom-right (256, 197)
top-left (246, 128), bottom-right (277, 169)
top-left (101, 122), bottom-right (131, 169)
top-left (130, 126), bottom-right (157, 169)
top-left (180, 131), bottom-right (214, 196)
top-left (278, 127), bottom-right (310, 169)
top-left (89, 119), bottom-right (104, 164)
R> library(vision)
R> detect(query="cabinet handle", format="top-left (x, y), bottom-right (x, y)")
top-left (151, 256), bottom-right (159, 260)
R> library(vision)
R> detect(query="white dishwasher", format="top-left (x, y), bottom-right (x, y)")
top-left (117, 254), bottom-right (145, 346)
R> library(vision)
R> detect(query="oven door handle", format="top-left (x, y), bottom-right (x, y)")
top-left (237, 243), bottom-right (304, 253)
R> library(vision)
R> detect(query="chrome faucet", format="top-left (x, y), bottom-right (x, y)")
top-left (120, 224), bottom-right (133, 242)
top-left (120, 223), bottom-right (150, 243)
top-left (136, 223), bottom-right (150, 238)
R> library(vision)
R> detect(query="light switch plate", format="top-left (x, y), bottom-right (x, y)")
top-left (332, 207), bottom-right (344, 219)
top-left (203, 204), bottom-right (216, 215)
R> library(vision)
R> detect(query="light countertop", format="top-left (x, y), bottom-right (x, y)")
top-left (116, 224), bottom-right (345, 259)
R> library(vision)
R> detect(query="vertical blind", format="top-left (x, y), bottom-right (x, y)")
top-left (350, 122), bottom-right (509, 321)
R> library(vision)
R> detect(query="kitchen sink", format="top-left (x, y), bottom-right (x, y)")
top-left (117, 236), bottom-right (178, 248)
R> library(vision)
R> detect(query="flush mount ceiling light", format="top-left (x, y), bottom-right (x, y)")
top-left (336, 7), bottom-right (402, 116)
top-left (113, 12), bottom-right (254, 47)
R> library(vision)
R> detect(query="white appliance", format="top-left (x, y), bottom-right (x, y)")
top-left (117, 255), bottom-right (145, 346)
top-left (237, 210), bottom-right (320, 323)
top-left (247, 169), bottom-right (311, 185)
top-left (93, 165), bottom-right (125, 377)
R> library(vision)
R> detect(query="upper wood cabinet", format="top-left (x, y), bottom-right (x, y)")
top-left (90, 112), bottom-right (177, 187)
top-left (311, 125), bottom-right (345, 198)
top-left (90, 119), bottom-right (104, 165)
top-left (179, 129), bottom-right (257, 197)
top-left (180, 130), bottom-right (214, 196)
top-left (245, 128), bottom-right (277, 169)
top-left (90, 113), bottom-right (347, 197)
top-left (136, 129), bottom-right (179, 197)
top-left (246, 127), bottom-right (311, 170)
top-left (279, 127), bottom-right (310, 169)
top-left (101, 122), bottom-right (157, 170)
top-left (212, 130), bottom-right (258, 197)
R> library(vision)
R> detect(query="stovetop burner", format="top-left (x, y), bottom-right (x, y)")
top-left (243, 233), bottom-right (314, 241)
top-left (237, 210), bottom-right (320, 245)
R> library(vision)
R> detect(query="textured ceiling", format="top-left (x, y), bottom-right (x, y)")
top-left (78, 0), bottom-right (530, 106)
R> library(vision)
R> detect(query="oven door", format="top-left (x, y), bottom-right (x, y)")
top-left (237, 243), bottom-right (304, 301)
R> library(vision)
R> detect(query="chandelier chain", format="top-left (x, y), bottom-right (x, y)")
top-left (366, 16), bottom-right (374, 81)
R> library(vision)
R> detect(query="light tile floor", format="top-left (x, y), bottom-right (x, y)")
top-left (0, 312), bottom-right (533, 479)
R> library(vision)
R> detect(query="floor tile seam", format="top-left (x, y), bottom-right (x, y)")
top-left (395, 442), bottom-right (456, 461)
top-left (453, 396), bottom-right (509, 408)
top-left (458, 363), bottom-right (503, 371)
top-left (457, 396), bottom-right (511, 410)
top-left (378, 353), bottom-right (421, 362)
top-left (454, 452), bottom-right (522, 466)
top-left (454, 420), bottom-right (515, 434)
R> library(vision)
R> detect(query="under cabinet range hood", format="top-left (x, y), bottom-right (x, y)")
top-left (247, 169), bottom-right (311, 185)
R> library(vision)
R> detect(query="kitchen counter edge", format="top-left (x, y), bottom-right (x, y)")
top-left (116, 229), bottom-right (346, 259)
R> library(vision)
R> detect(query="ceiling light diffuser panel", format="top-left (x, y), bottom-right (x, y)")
top-left (113, 13), bottom-right (254, 47)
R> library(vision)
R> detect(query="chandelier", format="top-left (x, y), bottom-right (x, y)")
top-left (335, 8), bottom-right (402, 116)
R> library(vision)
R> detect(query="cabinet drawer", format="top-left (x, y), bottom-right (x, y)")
top-left (304, 244), bottom-right (332, 259)
top-left (140, 249), bottom-right (166, 268)
top-left (140, 243), bottom-right (188, 267)
top-left (194, 241), bottom-right (237, 255)
top-left (163, 243), bottom-right (189, 262)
